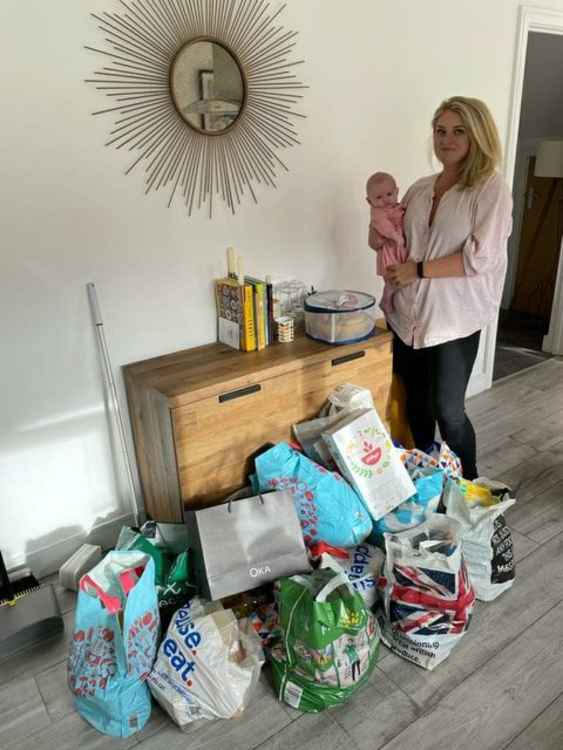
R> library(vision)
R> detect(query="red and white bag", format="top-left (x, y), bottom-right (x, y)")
top-left (378, 514), bottom-right (475, 670)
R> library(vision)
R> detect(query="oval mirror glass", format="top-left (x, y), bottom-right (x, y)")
top-left (171, 40), bottom-right (244, 133)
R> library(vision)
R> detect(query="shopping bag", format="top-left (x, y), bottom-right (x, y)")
top-left (185, 489), bottom-right (311, 601)
top-left (148, 599), bottom-right (264, 728)
top-left (310, 542), bottom-right (384, 609)
top-left (321, 408), bottom-right (416, 520)
top-left (271, 567), bottom-right (380, 712)
top-left (254, 442), bottom-right (372, 548)
top-left (116, 526), bottom-right (194, 628)
top-left (378, 514), bottom-right (475, 670)
top-left (400, 441), bottom-right (462, 480)
top-left (68, 551), bottom-right (160, 737)
top-left (444, 478), bottom-right (516, 601)
top-left (369, 468), bottom-right (444, 545)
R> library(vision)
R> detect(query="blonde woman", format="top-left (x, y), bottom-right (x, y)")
top-left (384, 96), bottom-right (513, 479)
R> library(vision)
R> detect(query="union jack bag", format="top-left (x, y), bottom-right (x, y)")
top-left (378, 514), bottom-right (475, 670)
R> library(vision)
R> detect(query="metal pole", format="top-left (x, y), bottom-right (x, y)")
top-left (86, 283), bottom-right (141, 528)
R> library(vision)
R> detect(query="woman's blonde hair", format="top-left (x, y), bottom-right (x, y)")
top-left (432, 96), bottom-right (502, 188)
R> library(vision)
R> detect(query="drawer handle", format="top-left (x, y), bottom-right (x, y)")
top-left (218, 384), bottom-right (261, 403)
top-left (331, 351), bottom-right (366, 367)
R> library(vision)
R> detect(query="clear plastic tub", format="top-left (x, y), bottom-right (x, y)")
top-left (304, 290), bottom-right (376, 344)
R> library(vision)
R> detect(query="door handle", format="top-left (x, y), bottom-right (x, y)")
top-left (527, 188), bottom-right (535, 210)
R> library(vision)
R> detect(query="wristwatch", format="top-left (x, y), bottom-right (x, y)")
top-left (416, 261), bottom-right (425, 279)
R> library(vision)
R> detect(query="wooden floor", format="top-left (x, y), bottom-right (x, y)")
top-left (2, 357), bottom-right (563, 750)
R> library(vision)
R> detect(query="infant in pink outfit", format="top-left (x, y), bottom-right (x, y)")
top-left (366, 172), bottom-right (408, 313)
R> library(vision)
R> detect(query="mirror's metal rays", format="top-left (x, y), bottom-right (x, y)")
top-left (85, 0), bottom-right (306, 216)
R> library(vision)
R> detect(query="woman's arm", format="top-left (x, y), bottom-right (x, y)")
top-left (385, 174), bottom-right (513, 288)
top-left (385, 253), bottom-right (465, 287)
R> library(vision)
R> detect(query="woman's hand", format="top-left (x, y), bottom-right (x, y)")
top-left (385, 261), bottom-right (417, 288)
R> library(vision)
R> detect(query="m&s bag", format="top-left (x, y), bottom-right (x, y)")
top-left (68, 551), bottom-right (160, 737)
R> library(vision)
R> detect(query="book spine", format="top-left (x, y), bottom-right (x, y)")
top-left (242, 284), bottom-right (256, 351)
top-left (256, 285), bottom-right (266, 350)
top-left (266, 282), bottom-right (274, 344)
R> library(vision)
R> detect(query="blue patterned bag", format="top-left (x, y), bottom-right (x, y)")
top-left (368, 468), bottom-right (444, 545)
top-left (255, 442), bottom-right (372, 548)
top-left (68, 551), bottom-right (160, 737)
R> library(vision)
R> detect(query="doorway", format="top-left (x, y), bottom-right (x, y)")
top-left (494, 25), bottom-right (563, 381)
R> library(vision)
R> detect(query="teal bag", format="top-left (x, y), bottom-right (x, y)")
top-left (68, 551), bottom-right (160, 738)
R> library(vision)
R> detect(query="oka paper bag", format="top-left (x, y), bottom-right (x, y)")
top-left (185, 490), bottom-right (310, 601)
top-left (322, 408), bottom-right (415, 520)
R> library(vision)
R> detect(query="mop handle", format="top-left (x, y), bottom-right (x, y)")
top-left (86, 283), bottom-right (140, 528)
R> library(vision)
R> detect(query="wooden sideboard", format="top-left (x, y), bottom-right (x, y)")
top-left (123, 328), bottom-right (393, 522)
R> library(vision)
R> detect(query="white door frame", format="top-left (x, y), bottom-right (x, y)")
top-left (478, 5), bottom-right (563, 391)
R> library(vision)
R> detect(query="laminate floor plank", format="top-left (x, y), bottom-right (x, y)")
top-left (135, 671), bottom-right (293, 750)
top-left (329, 665), bottom-right (420, 749)
top-left (378, 599), bottom-right (563, 750)
top-left (476, 436), bottom-right (537, 479)
top-left (253, 712), bottom-right (353, 750)
top-left (503, 691), bottom-right (563, 750)
top-left (497, 440), bottom-right (563, 502)
top-left (8, 711), bottom-right (137, 750)
top-left (507, 481), bottom-right (563, 545)
top-left (0, 610), bottom-right (73, 687)
top-left (35, 661), bottom-right (75, 722)
top-left (0, 676), bottom-right (51, 749)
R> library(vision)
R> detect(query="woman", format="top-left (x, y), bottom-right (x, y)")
top-left (382, 96), bottom-right (513, 479)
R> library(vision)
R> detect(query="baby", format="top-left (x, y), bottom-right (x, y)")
top-left (366, 172), bottom-right (408, 313)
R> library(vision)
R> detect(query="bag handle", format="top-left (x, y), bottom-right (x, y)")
top-left (227, 493), bottom-right (265, 513)
top-left (80, 575), bottom-right (122, 614)
top-left (315, 567), bottom-right (357, 602)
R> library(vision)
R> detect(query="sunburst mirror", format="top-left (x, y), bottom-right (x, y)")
top-left (86, 0), bottom-right (307, 216)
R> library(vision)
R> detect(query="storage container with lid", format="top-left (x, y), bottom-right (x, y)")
top-left (304, 290), bottom-right (376, 344)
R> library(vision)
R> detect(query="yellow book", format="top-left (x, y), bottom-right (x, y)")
top-left (246, 277), bottom-right (267, 350)
top-left (242, 284), bottom-right (256, 351)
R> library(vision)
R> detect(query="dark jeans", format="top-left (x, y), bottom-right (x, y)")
top-left (392, 329), bottom-right (481, 479)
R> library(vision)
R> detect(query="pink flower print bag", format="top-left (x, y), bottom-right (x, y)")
top-left (68, 550), bottom-right (160, 737)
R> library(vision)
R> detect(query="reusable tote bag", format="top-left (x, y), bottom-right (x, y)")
top-left (271, 567), bottom-right (380, 712)
top-left (68, 551), bottom-right (160, 737)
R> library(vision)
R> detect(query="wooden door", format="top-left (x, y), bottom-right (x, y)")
top-left (511, 156), bottom-right (563, 323)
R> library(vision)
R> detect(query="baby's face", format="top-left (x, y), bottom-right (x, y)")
top-left (367, 179), bottom-right (398, 208)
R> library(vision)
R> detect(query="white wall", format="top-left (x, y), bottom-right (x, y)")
top-left (503, 31), bottom-right (563, 308)
top-left (2, 0), bottom-right (560, 574)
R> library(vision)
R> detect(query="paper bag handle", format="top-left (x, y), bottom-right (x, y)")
top-left (227, 493), bottom-right (265, 513)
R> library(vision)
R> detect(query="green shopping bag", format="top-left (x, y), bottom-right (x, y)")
top-left (271, 568), bottom-right (380, 712)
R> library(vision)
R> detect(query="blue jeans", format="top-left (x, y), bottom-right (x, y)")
top-left (392, 329), bottom-right (481, 479)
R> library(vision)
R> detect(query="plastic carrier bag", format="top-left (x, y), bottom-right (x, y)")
top-left (444, 477), bottom-right (516, 601)
top-left (271, 567), bottom-right (380, 712)
top-left (68, 551), bottom-right (160, 737)
top-left (379, 514), bottom-right (475, 671)
top-left (254, 442), bottom-right (371, 548)
top-left (400, 441), bottom-right (462, 480)
top-left (148, 598), bottom-right (264, 728)
top-left (369, 468), bottom-right (444, 545)
top-left (310, 542), bottom-right (385, 610)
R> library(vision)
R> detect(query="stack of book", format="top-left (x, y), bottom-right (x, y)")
top-left (214, 247), bottom-right (290, 352)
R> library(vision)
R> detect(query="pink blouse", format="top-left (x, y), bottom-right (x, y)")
top-left (383, 172), bottom-right (513, 348)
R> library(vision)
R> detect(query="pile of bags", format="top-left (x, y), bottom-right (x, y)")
top-left (66, 381), bottom-right (518, 737)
